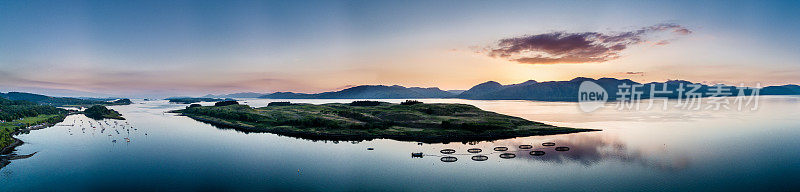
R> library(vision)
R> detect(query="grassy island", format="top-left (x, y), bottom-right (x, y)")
top-left (173, 101), bottom-right (597, 142)
top-left (83, 105), bottom-right (124, 120)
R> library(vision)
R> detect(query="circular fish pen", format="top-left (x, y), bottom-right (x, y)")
top-left (467, 148), bottom-right (482, 153)
top-left (555, 147), bottom-right (570, 151)
top-left (542, 142), bottom-right (556, 146)
top-left (493, 147), bottom-right (509, 151)
top-left (440, 156), bottom-right (458, 162)
top-left (518, 145), bottom-right (533, 149)
top-left (499, 153), bottom-right (516, 159)
top-left (471, 155), bottom-right (489, 161)
top-left (440, 149), bottom-right (456, 154)
top-left (530, 151), bottom-right (546, 156)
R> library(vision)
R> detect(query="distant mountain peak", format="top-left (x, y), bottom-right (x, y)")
top-left (478, 81), bottom-right (501, 85)
top-left (570, 77), bottom-right (595, 82)
top-left (261, 84), bottom-right (454, 99)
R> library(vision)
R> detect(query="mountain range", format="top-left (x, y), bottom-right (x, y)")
top-left (261, 85), bottom-right (455, 99)
top-left (246, 77), bottom-right (800, 101)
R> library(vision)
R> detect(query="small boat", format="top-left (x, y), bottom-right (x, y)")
top-left (467, 148), bottom-right (482, 153)
top-left (471, 155), bottom-right (489, 161)
top-left (493, 147), bottom-right (508, 151)
top-left (440, 156), bottom-right (458, 162)
top-left (555, 147), bottom-right (570, 151)
top-left (499, 153), bottom-right (516, 159)
top-left (367, 148), bottom-right (374, 150)
top-left (542, 142), bottom-right (556, 146)
top-left (411, 152), bottom-right (424, 158)
top-left (529, 151), bottom-right (546, 156)
top-left (440, 149), bottom-right (456, 154)
top-left (519, 145), bottom-right (533, 149)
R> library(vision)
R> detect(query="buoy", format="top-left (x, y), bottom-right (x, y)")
top-left (467, 148), bottom-right (482, 153)
top-left (493, 147), bottom-right (508, 151)
top-left (471, 155), bottom-right (489, 161)
top-left (440, 149), bottom-right (456, 154)
top-left (542, 142), bottom-right (556, 146)
top-left (519, 145), bottom-right (533, 149)
top-left (499, 153), bottom-right (516, 159)
top-left (555, 147), bottom-right (570, 151)
top-left (440, 156), bottom-right (458, 162)
top-left (530, 151), bottom-right (546, 156)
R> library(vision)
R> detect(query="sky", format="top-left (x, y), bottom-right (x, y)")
top-left (1, 0), bottom-right (799, 97)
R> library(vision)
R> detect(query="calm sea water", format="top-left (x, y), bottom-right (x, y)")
top-left (1, 97), bottom-right (799, 191)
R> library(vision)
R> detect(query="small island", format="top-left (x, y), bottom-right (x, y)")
top-left (173, 101), bottom-right (597, 142)
top-left (167, 97), bottom-right (235, 104)
top-left (83, 105), bottom-right (125, 120)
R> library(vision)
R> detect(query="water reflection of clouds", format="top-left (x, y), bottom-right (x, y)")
top-left (485, 133), bottom-right (690, 171)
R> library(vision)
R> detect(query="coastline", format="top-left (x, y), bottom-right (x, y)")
top-left (0, 115), bottom-right (67, 155)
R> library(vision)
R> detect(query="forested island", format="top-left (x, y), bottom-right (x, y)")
top-left (173, 100), bottom-right (597, 142)
top-left (83, 105), bottom-right (124, 120)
